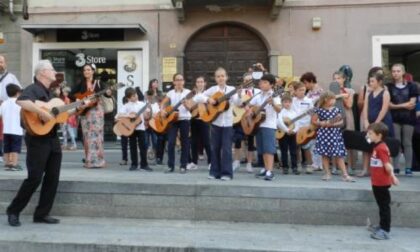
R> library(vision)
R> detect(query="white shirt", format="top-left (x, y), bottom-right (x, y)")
top-left (119, 101), bottom-right (148, 130)
top-left (150, 102), bottom-right (160, 116)
top-left (0, 97), bottom-right (23, 135)
top-left (0, 72), bottom-right (21, 102)
top-left (194, 85), bottom-right (241, 127)
top-left (249, 90), bottom-right (281, 129)
top-left (277, 108), bottom-right (298, 133)
top-left (291, 96), bottom-right (314, 129)
top-left (165, 89), bottom-right (192, 120)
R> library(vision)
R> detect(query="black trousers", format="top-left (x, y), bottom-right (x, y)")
top-left (129, 130), bottom-right (148, 168)
top-left (167, 120), bottom-right (190, 169)
top-left (372, 185), bottom-right (391, 232)
top-left (7, 135), bottom-right (62, 218)
top-left (190, 119), bottom-right (211, 164)
top-left (279, 134), bottom-right (297, 169)
top-left (121, 136), bottom-right (128, 161)
top-left (156, 132), bottom-right (167, 161)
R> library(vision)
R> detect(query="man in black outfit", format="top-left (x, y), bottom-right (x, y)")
top-left (6, 60), bottom-right (62, 227)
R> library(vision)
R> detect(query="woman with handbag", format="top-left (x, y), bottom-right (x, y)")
top-left (70, 63), bottom-right (112, 168)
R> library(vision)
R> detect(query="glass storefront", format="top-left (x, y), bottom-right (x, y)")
top-left (41, 48), bottom-right (119, 141)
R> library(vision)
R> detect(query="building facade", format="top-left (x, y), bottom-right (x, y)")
top-left (1, 0), bottom-right (420, 138)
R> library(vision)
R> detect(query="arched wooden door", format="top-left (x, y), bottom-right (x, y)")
top-left (184, 23), bottom-right (269, 88)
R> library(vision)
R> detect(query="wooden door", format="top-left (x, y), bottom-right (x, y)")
top-left (184, 24), bottom-right (268, 88)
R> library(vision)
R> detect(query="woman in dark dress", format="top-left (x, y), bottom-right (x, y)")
top-left (70, 64), bottom-right (112, 168)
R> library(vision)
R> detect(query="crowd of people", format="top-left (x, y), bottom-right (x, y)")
top-left (1, 55), bottom-right (419, 240)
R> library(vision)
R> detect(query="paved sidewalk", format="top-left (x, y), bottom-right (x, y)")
top-left (1, 216), bottom-right (419, 252)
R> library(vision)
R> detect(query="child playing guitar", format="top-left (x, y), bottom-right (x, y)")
top-left (161, 73), bottom-right (192, 174)
top-left (193, 67), bottom-right (241, 180)
top-left (250, 74), bottom-right (282, 181)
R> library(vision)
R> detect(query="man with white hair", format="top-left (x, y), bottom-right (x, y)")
top-left (6, 60), bottom-right (62, 227)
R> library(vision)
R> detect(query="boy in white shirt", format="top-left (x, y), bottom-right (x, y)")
top-left (277, 94), bottom-right (299, 175)
top-left (0, 84), bottom-right (23, 171)
top-left (115, 87), bottom-right (152, 172)
top-left (291, 81), bottom-right (314, 174)
top-left (250, 74), bottom-right (281, 181)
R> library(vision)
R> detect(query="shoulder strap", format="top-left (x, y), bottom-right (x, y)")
top-left (0, 72), bottom-right (9, 83)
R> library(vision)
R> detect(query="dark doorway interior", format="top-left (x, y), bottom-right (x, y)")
top-left (184, 23), bottom-right (269, 88)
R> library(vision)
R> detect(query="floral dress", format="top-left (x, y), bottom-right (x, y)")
top-left (81, 101), bottom-right (106, 168)
top-left (314, 107), bottom-right (347, 158)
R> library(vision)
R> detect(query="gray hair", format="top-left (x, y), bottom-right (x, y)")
top-left (34, 60), bottom-right (53, 76)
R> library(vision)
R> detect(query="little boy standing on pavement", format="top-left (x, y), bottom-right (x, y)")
top-left (366, 122), bottom-right (399, 240)
top-left (0, 84), bottom-right (23, 171)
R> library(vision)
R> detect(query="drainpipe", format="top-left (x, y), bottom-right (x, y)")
top-left (9, 0), bottom-right (17, 22)
top-left (23, 0), bottom-right (29, 20)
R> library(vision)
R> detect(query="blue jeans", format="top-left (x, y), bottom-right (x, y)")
top-left (190, 119), bottom-right (211, 164)
top-left (145, 128), bottom-right (157, 151)
top-left (167, 120), bottom-right (190, 169)
top-left (61, 123), bottom-right (77, 147)
top-left (210, 125), bottom-right (233, 179)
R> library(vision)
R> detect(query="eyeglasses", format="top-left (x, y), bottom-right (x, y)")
top-left (175, 79), bottom-right (184, 81)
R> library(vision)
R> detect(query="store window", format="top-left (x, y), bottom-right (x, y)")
top-left (41, 48), bottom-right (118, 141)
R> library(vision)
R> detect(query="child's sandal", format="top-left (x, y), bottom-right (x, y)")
top-left (322, 174), bottom-right (332, 181)
top-left (342, 174), bottom-right (356, 182)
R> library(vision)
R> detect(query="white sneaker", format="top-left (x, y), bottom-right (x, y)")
top-left (221, 176), bottom-right (232, 181)
top-left (0, 157), bottom-right (3, 163)
top-left (232, 160), bottom-right (240, 171)
top-left (186, 163), bottom-right (198, 170)
top-left (246, 163), bottom-right (253, 173)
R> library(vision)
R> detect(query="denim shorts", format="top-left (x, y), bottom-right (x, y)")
top-left (256, 127), bottom-right (276, 154)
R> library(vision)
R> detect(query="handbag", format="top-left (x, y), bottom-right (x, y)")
top-left (100, 95), bottom-right (115, 114)
top-left (95, 80), bottom-right (115, 114)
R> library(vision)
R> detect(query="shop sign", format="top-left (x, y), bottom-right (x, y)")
top-left (57, 29), bottom-right (124, 42)
top-left (117, 50), bottom-right (143, 110)
top-left (75, 53), bottom-right (107, 67)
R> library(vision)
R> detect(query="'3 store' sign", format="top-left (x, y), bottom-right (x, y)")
top-left (75, 53), bottom-right (106, 67)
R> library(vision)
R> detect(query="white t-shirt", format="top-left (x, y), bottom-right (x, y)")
top-left (165, 89), bottom-right (192, 120)
top-left (119, 101), bottom-right (148, 131)
top-left (277, 108), bottom-right (298, 133)
top-left (291, 96), bottom-right (314, 129)
top-left (0, 72), bottom-right (21, 102)
top-left (249, 90), bottom-right (281, 129)
top-left (0, 97), bottom-right (23, 135)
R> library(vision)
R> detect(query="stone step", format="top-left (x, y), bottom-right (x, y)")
top-left (1, 173), bottom-right (419, 227)
top-left (0, 216), bottom-right (419, 252)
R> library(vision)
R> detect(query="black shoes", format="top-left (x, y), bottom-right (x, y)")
top-left (33, 216), bottom-right (60, 224)
top-left (164, 168), bottom-right (174, 173)
top-left (129, 165), bottom-right (138, 171)
top-left (7, 213), bottom-right (21, 227)
top-left (140, 166), bottom-right (153, 172)
top-left (156, 158), bottom-right (163, 165)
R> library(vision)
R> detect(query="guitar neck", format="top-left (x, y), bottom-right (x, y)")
top-left (136, 103), bottom-right (149, 117)
top-left (170, 91), bottom-right (195, 112)
top-left (53, 100), bottom-right (85, 115)
top-left (290, 109), bottom-right (314, 124)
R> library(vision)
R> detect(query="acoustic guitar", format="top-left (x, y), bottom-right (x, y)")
top-left (198, 80), bottom-right (254, 123)
top-left (149, 90), bottom-right (196, 133)
top-left (73, 82), bottom-right (125, 115)
top-left (232, 92), bottom-right (262, 125)
top-left (276, 108), bottom-right (316, 140)
top-left (240, 88), bottom-right (283, 136)
top-left (22, 98), bottom-right (85, 136)
top-left (296, 114), bottom-right (343, 145)
top-left (113, 103), bottom-right (150, 137)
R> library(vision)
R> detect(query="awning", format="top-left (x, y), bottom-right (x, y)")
top-left (21, 24), bottom-right (147, 35)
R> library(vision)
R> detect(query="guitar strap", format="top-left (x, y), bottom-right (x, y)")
top-left (0, 72), bottom-right (9, 83)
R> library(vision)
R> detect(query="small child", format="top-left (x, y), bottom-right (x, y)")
top-left (0, 84), bottom-right (23, 171)
top-left (118, 94), bottom-right (129, 166)
top-left (115, 87), bottom-right (152, 172)
top-left (277, 94), bottom-right (299, 175)
top-left (366, 122), bottom-right (399, 240)
top-left (61, 87), bottom-right (78, 150)
top-left (291, 81), bottom-right (314, 174)
top-left (312, 91), bottom-right (354, 182)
